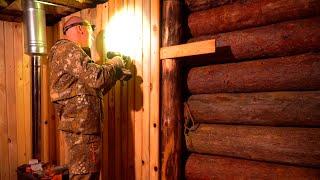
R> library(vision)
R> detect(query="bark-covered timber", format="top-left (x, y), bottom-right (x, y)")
top-left (185, 91), bottom-right (320, 127)
top-left (185, 124), bottom-right (320, 167)
top-left (188, 17), bottom-right (320, 63)
top-left (187, 53), bottom-right (320, 94)
top-left (185, 0), bottom-right (238, 12)
top-left (188, 0), bottom-right (320, 37)
top-left (185, 154), bottom-right (320, 180)
top-left (161, 0), bottom-right (183, 179)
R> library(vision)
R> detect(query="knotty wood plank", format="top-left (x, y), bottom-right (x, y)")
top-left (134, 0), bottom-right (144, 178)
top-left (149, 0), bottom-right (160, 179)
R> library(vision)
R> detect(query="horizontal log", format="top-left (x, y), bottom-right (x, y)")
top-left (189, 0), bottom-right (320, 37)
top-left (186, 92), bottom-right (320, 126)
top-left (186, 124), bottom-right (320, 167)
top-left (188, 17), bottom-right (320, 63)
top-left (187, 53), bottom-right (320, 94)
top-left (185, 154), bottom-right (320, 180)
top-left (185, 0), bottom-right (239, 12)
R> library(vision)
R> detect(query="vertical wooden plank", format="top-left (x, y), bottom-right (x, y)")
top-left (14, 22), bottom-right (28, 166)
top-left (107, 1), bottom-right (116, 179)
top-left (93, 4), bottom-right (104, 180)
top-left (22, 23), bottom-right (32, 164)
top-left (126, 1), bottom-right (136, 179)
top-left (150, 0), bottom-right (160, 179)
top-left (113, 0), bottom-right (123, 179)
top-left (5, 21), bottom-right (18, 180)
top-left (39, 26), bottom-right (54, 163)
top-left (50, 23), bottom-right (60, 165)
top-left (134, 0), bottom-right (144, 178)
top-left (121, 1), bottom-right (129, 179)
top-left (0, 20), bottom-right (10, 180)
top-left (100, 2), bottom-right (110, 180)
top-left (46, 25), bottom-right (57, 164)
top-left (142, 0), bottom-right (151, 179)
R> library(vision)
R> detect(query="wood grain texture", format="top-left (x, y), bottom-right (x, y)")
top-left (187, 53), bottom-right (320, 94)
top-left (160, 39), bottom-right (215, 59)
top-left (14, 23), bottom-right (27, 165)
top-left (5, 21), bottom-right (17, 180)
top-left (142, 0), bottom-right (151, 178)
top-left (150, 0), bottom-right (160, 178)
top-left (186, 124), bottom-right (320, 167)
top-left (189, 0), bottom-right (320, 37)
top-left (0, 20), bottom-right (10, 180)
top-left (189, 17), bottom-right (320, 63)
top-left (161, 0), bottom-right (183, 180)
top-left (134, 0), bottom-right (143, 179)
top-left (186, 91), bottom-right (320, 126)
top-left (185, 154), bottom-right (320, 180)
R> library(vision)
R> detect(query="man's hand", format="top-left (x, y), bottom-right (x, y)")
top-left (105, 55), bottom-right (132, 81)
top-left (106, 51), bottom-right (132, 68)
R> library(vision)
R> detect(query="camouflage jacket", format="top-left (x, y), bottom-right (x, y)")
top-left (48, 39), bottom-right (123, 134)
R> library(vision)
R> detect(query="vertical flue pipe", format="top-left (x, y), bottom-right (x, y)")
top-left (22, 0), bottom-right (47, 159)
top-left (31, 55), bottom-right (42, 159)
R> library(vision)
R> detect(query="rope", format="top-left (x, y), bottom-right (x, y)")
top-left (184, 102), bottom-right (199, 148)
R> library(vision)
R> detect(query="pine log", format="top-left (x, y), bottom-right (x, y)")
top-left (188, 17), bottom-right (320, 63)
top-left (189, 0), bottom-right (320, 37)
top-left (186, 92), bottom-right (320, 126)
top-left (161, 0), bottom-right (183, 179)
top-left (186, 124), bottom-right (320, 167)
top-left (187, 53), bottom-right (320, 94)
top-left (185, 154), bottom-right (320, 180)
top-left (185, 0), bottom-right (239, 12)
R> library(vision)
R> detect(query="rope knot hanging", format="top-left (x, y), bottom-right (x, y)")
top-left (184, 102), bottom-right (199, 148)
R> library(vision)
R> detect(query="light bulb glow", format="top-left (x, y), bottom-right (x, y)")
top-left (103, 8), bottom-right (141, 60)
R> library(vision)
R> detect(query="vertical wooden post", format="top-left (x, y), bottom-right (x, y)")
top-left (161, 0), bottom-right (183, 179)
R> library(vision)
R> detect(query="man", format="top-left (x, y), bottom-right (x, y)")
top-left (48, 16), bottom-right (131, 179)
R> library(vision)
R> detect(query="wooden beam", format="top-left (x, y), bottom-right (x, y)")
top-left (160, 39), bottom-right (215, 59)
top-left (161, 0), bottom-right (183, 179)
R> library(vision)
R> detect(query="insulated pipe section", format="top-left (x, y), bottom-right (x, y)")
top-left (22, 0), bottom-right (47, 55)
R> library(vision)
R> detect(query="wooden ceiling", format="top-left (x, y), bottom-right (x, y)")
top-left (0, 0), bottom-right (107, 25)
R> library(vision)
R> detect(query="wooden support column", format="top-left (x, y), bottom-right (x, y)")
top-left (161, 0), bottom-right (183, 179)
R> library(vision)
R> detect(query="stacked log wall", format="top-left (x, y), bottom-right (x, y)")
top-left (184, 0), bottom-right (320, 179)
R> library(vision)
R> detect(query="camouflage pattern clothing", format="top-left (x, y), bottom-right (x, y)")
top-left (48, 39), bottom-right (124, 174)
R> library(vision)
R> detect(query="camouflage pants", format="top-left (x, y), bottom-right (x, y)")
top-left (63, 131), bottom-right (101, 176)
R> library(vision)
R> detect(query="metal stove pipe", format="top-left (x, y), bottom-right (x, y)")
top-left (22, 0), bottom-right (47, 159)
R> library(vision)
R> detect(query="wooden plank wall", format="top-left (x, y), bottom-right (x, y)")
top-left (46, 1), bottom-right (160, 179)
top-left (0, 21), bottom-right (32, 180)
